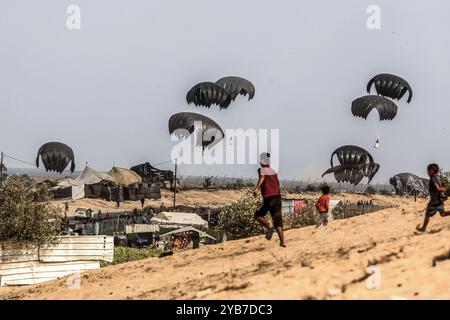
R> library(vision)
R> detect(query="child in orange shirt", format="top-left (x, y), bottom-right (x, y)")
top-left (316, 185), bottom-right (331, 227)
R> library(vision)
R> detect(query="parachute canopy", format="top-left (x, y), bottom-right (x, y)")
top-left (367, 73), bottom-right (413, 103)
top-left (389, 173), bottom-right (428, 197)
top-left (351, 95), bottom-right (398, 121)
top-left (186, 82), bottom-right (232, 109)
top-left (322, 145), bottom-right (379, 185)
top-left (215, 76), bottom-right (255, 101)
top-left (36, 142), bottom-right (75, 174)
top-left (168, 112), bottom-right (225, 150)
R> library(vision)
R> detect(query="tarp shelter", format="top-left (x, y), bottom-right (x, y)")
top-left (161, 226), bottom-right (216, 242)
top-left (74, 166), bottom-right (115, 185)
top-left (107, 167), bottom-right (142, 186)
top-left (150, 212), bottom-right (208, 228)
top-left (75, 166), bottom-right (116, 199)
top-left (54, 166), bottom-right (116, 200)
top-left (329, 200), bottom-right (345, 220)
top-left (281, 198), bottom-right (308, 215)
top-left (54, 178), bottom-right (85, 200)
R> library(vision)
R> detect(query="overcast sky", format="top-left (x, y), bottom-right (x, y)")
top-left (1, 0), bottom-right (449, 183)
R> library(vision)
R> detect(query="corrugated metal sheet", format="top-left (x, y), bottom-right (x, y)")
top-left (0, 261), bottom-right (100, 286)
top-left (125, 224), bottom-right (159, 234)
top-left (0, 236), bottom-right (113, 286)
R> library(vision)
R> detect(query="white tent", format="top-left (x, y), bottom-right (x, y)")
top-left (74, 166), bottom-right (115, 185)
top-left (55, 178), bottom-right (85, 200)
top-left (55, 166), bottom-right (115, 200)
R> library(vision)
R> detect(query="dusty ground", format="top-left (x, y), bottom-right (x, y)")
top-left (2, 193), bottom-right (449, 300)
top-left (52, 189), bottom-right (246, 216)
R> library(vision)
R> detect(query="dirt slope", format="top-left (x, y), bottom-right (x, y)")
top-left (1, 195), bottom-right (449, 300)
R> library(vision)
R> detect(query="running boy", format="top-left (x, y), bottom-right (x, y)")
top-left (417, 163), bottom-right (450, 232)
top-left (316, 185), bottom-right (331, 227)
top-left (253, 152), bottom-right (286, 247)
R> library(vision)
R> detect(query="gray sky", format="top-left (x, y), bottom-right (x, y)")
top-left (1, 0), bottom-right (449, 183)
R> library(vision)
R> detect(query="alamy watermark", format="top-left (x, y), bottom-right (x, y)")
top-left (66, 5), bottom-right (81, 30)
top-left (170, 125), bottom-right (280, 171)
top-left (366, 265), bottom-right (381, 290)
top-left (366, 5), bottom-right (381, 30)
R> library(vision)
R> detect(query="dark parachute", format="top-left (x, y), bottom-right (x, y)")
top-left (215, 76), bottom-right (255, 101)
top-left (367, 73), bottom-right (413, 103)
top-left (36, 142), bottom-right (75, 174)
top-left (389, 173), bottom-right (429, 197)
top-left (186, 82), bottom-right (232, 109)
top-left (322, 145), bottom-right (379, 185)
top-left (351, 95), bottom-right (398, 121)
top-left (168, 112), bottom-right (225, 150)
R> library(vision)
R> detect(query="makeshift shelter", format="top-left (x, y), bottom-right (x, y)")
top-left (150, 211), bottom-right (208, 228)
top-left (281, 198), bottom-right (308, 215)
top-left (161, 226), bottom-right (216, 250)
top-left (161, 226), bottom-right (216, 244)
top-left (54, 178), bottom-right (85, 200)
top-left (53, 166), bottom-right (116, 200)
top-left (75, 166), bottom-right (116, 199)
top-left (107, 167), bottom-right (142, 186)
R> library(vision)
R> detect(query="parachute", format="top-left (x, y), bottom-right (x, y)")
top-left (367, 73), bottom-right (413, 103)
top-left (389, 173), bottom-right (429, 197)
top-left (168, 112), bottom-right (225, 150)
top-left (351, 95), bottom-right (398, 121)
top-left (215, 76), bottom-right (255, 101)
top-left (36, 142), bottom-right (75, 174)
top-left (322, 145), bottom-right (379, 185)
top-left (186, 82), bottom-right (232, 109)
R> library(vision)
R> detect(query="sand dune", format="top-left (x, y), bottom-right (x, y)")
top-left (2, 193), bottom-right (449, 300)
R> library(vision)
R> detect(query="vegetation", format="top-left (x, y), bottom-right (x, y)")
top-left (217, 190), bottom-right (265, 240)
top-left (102, 246), bottom-right (163, 266)
top-left (217, 190), bottom-right (321, 240)
top-left (0, 174), bottom-right (60, 246)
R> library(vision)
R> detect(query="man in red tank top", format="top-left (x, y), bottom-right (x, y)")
top-left (253, 153), bottom-right (285, 247)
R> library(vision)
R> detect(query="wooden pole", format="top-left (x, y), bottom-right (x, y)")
top-left (173, 158), bottom-right (177, 207)
top-left (0, 152), bottom-right (4, 186)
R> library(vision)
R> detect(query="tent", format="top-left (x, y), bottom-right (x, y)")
top-left (54, 178), bottom-right (85, 200)
top-left (54, 166), bottom-right (116, 200)
top-left (107, 167), bottom-right (142, 186)
top-left (75, 166), bottom-right (116, 199)
top-left (74, 166), bottom-right (115, 185)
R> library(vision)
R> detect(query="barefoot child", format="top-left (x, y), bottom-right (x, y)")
top-left (253, 152), bottom-right (286, 247)
top-left (417, 163), bottom-right (450, 232)
top-left (316, 185), bottom-right (331, 227)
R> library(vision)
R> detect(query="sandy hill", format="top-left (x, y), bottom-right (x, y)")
top-left (1, 195), bottom-right (449, 300)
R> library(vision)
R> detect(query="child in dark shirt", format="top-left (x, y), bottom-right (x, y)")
top-left (416, 163), bottom-right (450, 232)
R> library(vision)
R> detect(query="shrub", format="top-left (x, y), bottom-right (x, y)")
top-left (217, 190), bottom-right (265, 240)
top-left (102, 247), bottom-right (163, 266)
top-left (0, 174), bottom-right (60, 246)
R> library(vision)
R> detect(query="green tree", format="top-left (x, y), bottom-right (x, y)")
top-left (217, 190), bottom-right (265, 240)
top-left (0, 174), bottom-right (60, 246)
